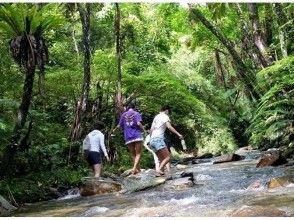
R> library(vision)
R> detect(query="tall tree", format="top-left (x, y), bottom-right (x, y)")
top-left (0, 4), bottom-right (57, 172)
top-left (189, 6), bottom-right (261, 101)
top-left (115, 3), bottom-right (124, 115)
top-left (273, 3), bottom-right (288, 58)
top-left (264, 4), bottom-right (273, 47)
top-left (235, 3), bottom-right (263, 69)
top-left (248, 3), bottom-right (272, 67)
top-left (70, 3), bottom-right (91, 141)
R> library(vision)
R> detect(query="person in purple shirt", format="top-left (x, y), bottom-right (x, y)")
top-left (112, 102), bottom-right (145, 175)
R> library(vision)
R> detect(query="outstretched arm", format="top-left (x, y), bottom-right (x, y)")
top-left (100, 134), bottom-right (110, 161)
top-left (112, 124), bottom-right (120, 133)
top-left (166, 121), bottom-right (183, 139)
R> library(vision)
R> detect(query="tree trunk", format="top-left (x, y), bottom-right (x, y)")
top-left (235, 3), bottom-right (261, 69)
top-left (11, 66), bottom-right (35, 147)
top-left (248, 3), bottom-right (272, 67)
top-left (115, 3), bottom-right (124, 116)
top-left (215, 50), bottom-right (243, 117)
top-left (92, 81), bottom-right (103, 121)
top-left (214, 50), bottom-right (228, 90)
top-left (72, 29), bottom-right (80, 57)
top-left (264, 4), bottom-right (273, 46)
top-left (273, 3), bottom-right (288, 58)
top-left (189, 6), bottom-right (260, 101)
top-left (70, 3), bottom-right (91, 141)
top-left (3, 65), bottom-right (36, 177)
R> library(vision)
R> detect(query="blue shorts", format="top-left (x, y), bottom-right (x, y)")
top-left (150, 137), bottom-right (166, 152)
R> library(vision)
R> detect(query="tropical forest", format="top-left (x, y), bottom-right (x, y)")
top-left (0, 2), bottom-right (293, 217)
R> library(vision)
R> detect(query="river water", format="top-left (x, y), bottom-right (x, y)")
top-left (12, 152), bottom-right (294, 217)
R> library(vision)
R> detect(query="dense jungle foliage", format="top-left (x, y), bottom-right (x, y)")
top-left (0, 3), bottom-right (293, 203)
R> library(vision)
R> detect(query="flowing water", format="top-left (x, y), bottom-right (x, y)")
top-left (12, 152), bottom-right (294, 217)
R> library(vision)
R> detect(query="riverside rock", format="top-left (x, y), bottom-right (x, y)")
top-left (267, 176), bottom-right (294, 189)
top-left (79, 177), bottom-right (122, 197)
top-left (230, 205), bottom-right (287, 217)
top-left (213, 153), bottom-right (245, 164)
top-left (159, 177), bottom-right (194, 191)
top-left (256, 150), bottom-right (287, 168)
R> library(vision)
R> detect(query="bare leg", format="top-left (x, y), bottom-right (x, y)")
top-left (133, 141), bottom-right (142, 173)
top-left (156, 147), bottom-right (170, 174)
top-left (128, 143), bottom-right (136, 174)
top-left (93, 164), bottom-right (102, 177)
top-left (165, 162), bottom-right (171, 172)
top-left (153, 153), bottom-right (160, 170)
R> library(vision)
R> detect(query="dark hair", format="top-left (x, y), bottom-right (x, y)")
top-left (94, 121), bottom-right (105, 130)
top-left (161, 105), bottom-right (172, 112)
top-left (127, 102), bottom-right (136, 110)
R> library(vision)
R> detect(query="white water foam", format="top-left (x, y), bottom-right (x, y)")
top-left (84, 206), bottom-right (110, 216)
top-left (195, 174), bottom-right (213, 181)
top-left (286, 183), bottom-right (294, 188)
top-left (57, 193), bottom-right (80, 200)
top-left (163, 195), bottom-right (199, 206)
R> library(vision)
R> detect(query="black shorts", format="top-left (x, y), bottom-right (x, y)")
top-left (86, 151), bottom-right (101, 165)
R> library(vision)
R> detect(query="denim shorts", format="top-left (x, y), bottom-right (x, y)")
top-left (150, 137), bottom-right (166, 152)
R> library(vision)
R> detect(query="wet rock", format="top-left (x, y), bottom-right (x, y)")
top-left (79, 177), bottom-right (122, 196)
top-left (180, 171), bottom-right (194, 179)
top-left (166, 171), bottom-right (194, 181)
top-left (213, 154), bottom-right (245, 164)
top-left (48, 187), bottom-right (63, 199)
top-left (180, 156), bottom-right (196, 165)
top-left (191, 158), bottom-right (211, 164)
top-left (0, 195), bottom-right (17, 216)
top-left (230, 205), bottom-right (287, 217)
top-left (161, 177), bottom-right (194, 191)
top-left (121, 169), bottom-right (134, 177)
top-left (121, 169), bottom-right (166, 193)
top-left (247, 180), bottom-right (263, 190)
top-left (235, 146), bottom-right (253, 156)
top-left (256, 150), bottom-right (287, 167)
top-left (267, 176), bottom-right (294, 189)
top-left (176, 164), bottom-right (188, 169)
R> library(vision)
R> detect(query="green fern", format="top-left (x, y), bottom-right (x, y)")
top-left (248, 56), bottom-right (294, 150)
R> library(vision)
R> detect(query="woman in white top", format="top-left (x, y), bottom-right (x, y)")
top-left (83, 122), bottom-right (110, 177)
top-left (149, 105), bottom-right (183, 176)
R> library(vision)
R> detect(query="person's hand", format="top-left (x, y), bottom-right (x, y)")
top-left (106, 156), bottom-right (110, 162)
top-left (178, 134), bottom-right (183, 139)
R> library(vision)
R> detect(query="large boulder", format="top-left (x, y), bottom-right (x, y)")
top-left (235, 146), bottom-right (253, 156)
top-left (0, 195), bottom-right (17, 216)
top-left (213, 154), bottom-right (245, 164)
top-left (230, 205), bottom-right (288, 217)
top-left (267, 176), bottom-right (294, 189)
top-left (79, 177), bottom-right (122, 197)
top-left (256, 150), bottom-right (287, 168)
top-left (159, 177), bottom-right (194, 191)
top-left (121, 169), bottom-right (166, 193)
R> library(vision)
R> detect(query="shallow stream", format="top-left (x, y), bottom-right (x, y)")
top-left (12, 152), bottom-right (294, 217)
